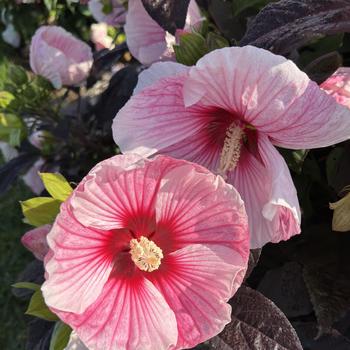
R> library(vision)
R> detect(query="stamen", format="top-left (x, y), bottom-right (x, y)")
top-left (129, 236), bottom-right (163, 272)
top-left (219, 123), bottom-right (244, 174)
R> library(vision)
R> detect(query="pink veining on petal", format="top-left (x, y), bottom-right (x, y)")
top-left (21, 224), bottom-right (51, 260)
top-left (30, 26), bottom-right (93, 88)
top-left (125, 0), bottom-right (201, 64)
top-left (114, 45), bottom-right (350, 248)
top-left (43, 154), bottom-right (249, 350)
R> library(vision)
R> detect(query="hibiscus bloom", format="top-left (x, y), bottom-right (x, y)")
top-left (88, 0), bottom-right (126, 26)
top-left (321, 67), bottom-right (350, 108)
top-left (42, 154), bottom-right (249, 350)
top-left (30, 26), bottom-right (93, 89)
top-left (113, 46), bottom-right (350, 248)
top-left (21, 224), bottom-right (51, 260)
top-left (125, 0), bottom-right (202, 64)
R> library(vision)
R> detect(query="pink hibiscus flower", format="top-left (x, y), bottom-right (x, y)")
top-left (21, 224), bottom-right (51, 261)
top-left (30, 26), bottom-right (93, 89)
top-left (42, 154), bottom-right (249, 350)
top-left (321, 67), bottom-right (350, 108)
top-left (88, 0), bottom-right (126, 26)
top-left (113, 46), bottom-right (350, 248)
top-left (125, 0), bottom-right (202, 64)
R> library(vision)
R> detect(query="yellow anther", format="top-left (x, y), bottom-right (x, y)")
top-left (130, 236), bottom-right (163, 272)
top-left (219, 123), bottom-right (244, 174)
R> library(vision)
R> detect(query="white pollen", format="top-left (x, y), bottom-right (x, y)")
top-left (219, 123), bottom-right (244, 174)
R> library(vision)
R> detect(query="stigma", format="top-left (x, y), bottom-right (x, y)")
top-left (130, 236), bottom-right (163, 272)
top-left (219, 123), bottom-right (244, 174)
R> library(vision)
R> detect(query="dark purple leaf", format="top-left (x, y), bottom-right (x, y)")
top-left (257, 262), bottom-right (313, 318)
top-left (208, 286), bottom-right (303, 350)
top-left (297, 224), bottom-right (350, 336)
top-left (141, 0), bottom-right (191, 35)
top-left (293, 322), bottom-right (350, 350)
top-left (95, 65), bottom-right (140, 126)
top-left (240, 0), bottom-right (350, 55)
top-left (243, 248), bottom-right (261, 282)
top-left (25, 317), bottom-right (54, 350)
top-left (0, 152), bottom-right (39, 194)
top-left (12, 260), bottom-right (45, 300)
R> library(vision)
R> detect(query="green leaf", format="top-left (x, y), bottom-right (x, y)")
top-left (0, 91), bottom-right (15, 108)
top-left (39, 173), bottom-right (73, 202)
top-left (50, 322), bottom-right (72, 350)
top-left (26, 289), bottom-right (59, 321)
top-left (43, 0), bottom-right (58, 12)
top-left (12, 282), bottom-right (41, 291)
top-left (20, 197), bottom-right (61, 227)
top-left (174, 32), bottom-right (209, 66)
top-left (280, 149), bottom-right (309, 174)
top-left (8, 65), bottom-right (28, 86)
top-left (0, 113), bottom-right (25, 146)
top-left (206, 32), bottom-right (229, 51)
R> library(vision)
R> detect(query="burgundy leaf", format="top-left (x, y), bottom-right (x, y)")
top-left (240, 0), bottom-right (350, 55)
top-left (141, 0), bottom-right (191, 35)
top-left (208, 286), bottom-right (303, 350)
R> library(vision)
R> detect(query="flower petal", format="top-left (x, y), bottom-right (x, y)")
top-left (42, 203), bottom-right (116, 314)
top-left (88, 0), bottom-right (126, 26)
top-left (154, 163), bottom-right (249, 260)
top-left (70, 155), bottom-right (170, 231)
top-left (125, 0), bottom-right (168, 64)
top-left (321, 67), bottom-right (350, 108)
top-left (150, 244), bottom-right (244, 349)
top-left (30, 26), bottom-right (92, 87)
top-left (134, 62), bottom-right (189, 94)
top-left (228, 134), bottom-right (301, 248)
top-left (55, 275), bottom-right (177, 350)
top-left (183, 45), bottom-right (350, 149)
top-left (113, 74), bottom-right (208, 158)
top-left (21, 224), bottom-right (51, 261)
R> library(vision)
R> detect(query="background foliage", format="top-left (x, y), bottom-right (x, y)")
top-left (1, 0), bottom-right (350, 349)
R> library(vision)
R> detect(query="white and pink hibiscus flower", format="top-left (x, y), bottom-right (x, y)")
top-left (113, 46), bottom-right (350, 249)
top-left (125, 0), bottom-right (202, 64)
top-left (90, 22), bottom-right (114, 51)
top-left (321, 67), bottom-right (350, 108)
top-left (41, 154), bottom-right (249, 350)
top-left (88, 0), bottom-right (127, 26)
top-left (21, 224), bottom-right (51, 261)
top-left (30, 26), bottom-right (93, 89)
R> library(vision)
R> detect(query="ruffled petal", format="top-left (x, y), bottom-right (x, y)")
top-left (134, 62), bottom-right (189, 94)
top-left (321, 67), bottom-right (350, 108)
top-left (185, 0), bottom-right (203, 29)
top-left (150, 244), bottom-right (244, 349)
top-left (70, 155), bottom-right (171, 232)
top-left (154, 163), bottom-right (249, 260)
top-left (113, 74), bottom-right (211, 158)
top-left (30, 26), bottom-right (92, 87)
top-left (183, 45), bottom-right (350, 149)
top-left (55, 275), bottom-right (177, 350)
top-left (125, 0), bottom-right (167, 64)
top-left (228, 134), bottom-right (301, 248)
top-left (42, 203), bottom-right (116, 314)
top-left (21, 224), bottom-right (51, 261)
